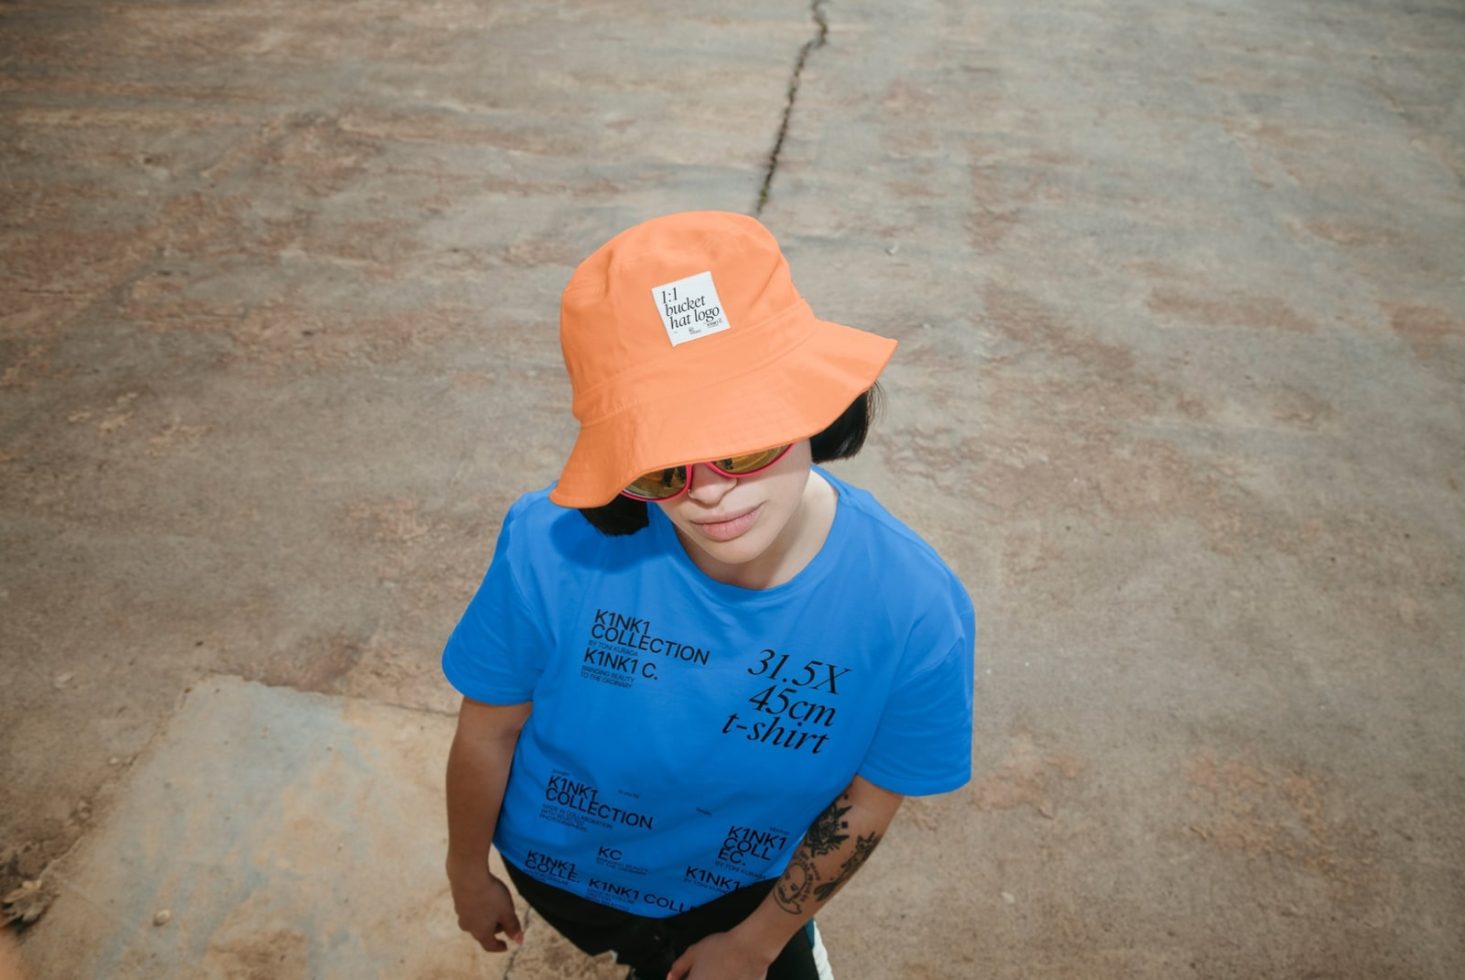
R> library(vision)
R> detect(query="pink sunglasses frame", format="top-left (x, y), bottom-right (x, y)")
top-left (619, 444), bottom-right (794, 502)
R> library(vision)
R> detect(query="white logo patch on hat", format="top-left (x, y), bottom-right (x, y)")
top-left (651, 271), bottom-right (730, 347)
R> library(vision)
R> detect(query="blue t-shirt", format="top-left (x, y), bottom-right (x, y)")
top-left (442, 468), bottom-right (974, 917)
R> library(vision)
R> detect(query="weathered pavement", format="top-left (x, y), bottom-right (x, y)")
top-left (3, 0), bottom-right (1462, 977)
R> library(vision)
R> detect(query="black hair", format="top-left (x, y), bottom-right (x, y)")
top-left (577, 383), bottom-right (882, 537)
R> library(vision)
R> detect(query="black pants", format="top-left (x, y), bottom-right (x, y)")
top-left (505, 860), bottom-right (821, 979)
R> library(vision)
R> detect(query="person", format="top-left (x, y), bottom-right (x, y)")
top-left (442, 211), bottom-right (975, 980)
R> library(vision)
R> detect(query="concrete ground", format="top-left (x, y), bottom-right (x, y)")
top-left (2, 0), bottom-right (1462, 977)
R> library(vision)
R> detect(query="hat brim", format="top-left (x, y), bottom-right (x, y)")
top-left (548, 319), bottom-right (897, 508)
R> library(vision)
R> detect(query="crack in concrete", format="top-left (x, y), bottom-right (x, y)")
top-left (755, 0), bottom-right (829, 216)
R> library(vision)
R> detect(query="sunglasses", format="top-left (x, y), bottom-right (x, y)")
top-left (620, 445), bottom-right (793, 502)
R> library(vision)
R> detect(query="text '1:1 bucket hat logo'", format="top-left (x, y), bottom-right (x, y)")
top-left (550, 211), bottom-right (898, 508)
top-left (652, 270), bottom-right (730, 346)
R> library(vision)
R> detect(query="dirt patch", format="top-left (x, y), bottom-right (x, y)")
top-left (1286, 216), bottom-right (1401, 248)
top-left (1148, 287), bottom-right (1316, 333)
top-left (201, 926), bottom-right (310, 980)
top-left (221, 631), bottom-right (369, 695)
top-left (967, 732), bottom-right (1084, 820)
top-left (1383, 302), bottom-right (1463, 357)
top-left (1184, 754), bottom-right (1377, 902)
top-left (880, 287), bottom-right (1271, 568)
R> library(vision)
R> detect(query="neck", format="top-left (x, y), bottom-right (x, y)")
top-left (678, 471), bottom-right (837, 590)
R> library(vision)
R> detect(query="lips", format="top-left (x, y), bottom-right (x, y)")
top-left (689, 504), bottom-right (763, 542)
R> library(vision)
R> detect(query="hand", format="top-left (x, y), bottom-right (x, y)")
top-left (446, 859), bottom-right (524, 953)
top-left (666, 929), bottom-right (775, 980)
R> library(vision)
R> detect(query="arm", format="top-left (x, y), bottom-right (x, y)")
top-left (445, 696), bottom-right (533, 953)
top-left (669, 774), bottom-right (904, 980)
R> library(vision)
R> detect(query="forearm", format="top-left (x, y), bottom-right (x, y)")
top-left (734, 776), bottom-right (903, 958)
top-left (445, 736), bottom-right (511, 865)
top-left (445, 700), bottom-right (529, 869)
top-left (444, 699), bottom-right (532, 952)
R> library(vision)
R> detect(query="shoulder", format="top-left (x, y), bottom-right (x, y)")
top-left (821, 470), bottom-right (976, 659)
top-left (824, 471), bottom-right (969, 600)
top-left (501, 485), bottom-right (576, 537)
top-left (495, 485), bottom-right (650, 574)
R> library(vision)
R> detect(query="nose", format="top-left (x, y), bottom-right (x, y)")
top-left (685, 463), bottom-right (735, 505)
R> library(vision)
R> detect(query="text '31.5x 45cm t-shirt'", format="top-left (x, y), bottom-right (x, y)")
top-left (442, 468), bottom-right (975, 918)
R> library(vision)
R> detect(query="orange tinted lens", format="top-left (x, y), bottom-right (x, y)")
top-left (713, 446), bottom-right (789, 474)
top-left (624, 466), bottom-right (688, 500)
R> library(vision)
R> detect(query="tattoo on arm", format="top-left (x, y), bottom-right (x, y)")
top-left (772, 851), bottom-right (819, 915)
top-left (771, 793), bottom-right (884, 915)
top-left (806, 796), bottom-right (852, 856)
top-left (813, 831), bottom-right (880, 902)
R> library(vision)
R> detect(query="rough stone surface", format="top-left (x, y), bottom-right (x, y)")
top-left (15, 678), bottom-right (500, 978)
top-left (769, 3), bottom-right (1464, 978)
top-left (3, 0), bottom-right (1463, 977)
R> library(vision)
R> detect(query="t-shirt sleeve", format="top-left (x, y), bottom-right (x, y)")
top-left (441, 500), bottom-right (551, 704)
top-left (857, 594), bottom-right (975, 796)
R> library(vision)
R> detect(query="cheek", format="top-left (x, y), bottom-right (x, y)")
top-left (651, 499), bottom-right (685, 528)
top-left (756, 467), bottom-right (812, 515)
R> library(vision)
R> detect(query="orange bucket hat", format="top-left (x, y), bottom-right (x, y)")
top-left (549, 211), bottom-right (897, 508)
